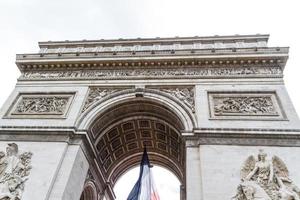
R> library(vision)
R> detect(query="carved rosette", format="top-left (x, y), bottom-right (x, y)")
top-left (232, 150), bottom-right (300, 200)
top-left (0, 143), bottom-right (33, 200)
top-left (159, 87), bottom-right (195, 111)
top-left (82, 88), bottom-right (121, 112)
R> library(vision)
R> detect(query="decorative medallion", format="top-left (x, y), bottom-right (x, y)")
top-left (0, 143), bottom-right (33, 200)
top-left (232, 150), bottom-right (300, 200)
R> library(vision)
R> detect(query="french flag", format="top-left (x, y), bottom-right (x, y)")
top-left (127, 148), bottom-right (160, 200)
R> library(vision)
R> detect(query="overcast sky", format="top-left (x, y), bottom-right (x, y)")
top-left (1, 0), bottom-right (300, 113)
top-left (114, 166), bottom-right (180, 200)
top-left (0, 0), bottom-right (300, 199)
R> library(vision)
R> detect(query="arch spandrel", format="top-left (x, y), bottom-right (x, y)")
top-left (78, 89), bottom-right (192, 188)
top-left (76, 89), bottom-right (196, 132)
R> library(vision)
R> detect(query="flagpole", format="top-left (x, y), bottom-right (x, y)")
top-left (127, 148), bottom-right (160, 200)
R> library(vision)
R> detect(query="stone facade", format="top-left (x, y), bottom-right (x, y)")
top-left (0, 34), bottom-right (300, 200)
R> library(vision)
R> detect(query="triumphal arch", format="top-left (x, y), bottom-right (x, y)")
top-left (1, 34), bottom-right (300, 200)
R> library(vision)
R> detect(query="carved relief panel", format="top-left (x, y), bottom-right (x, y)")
top-left (5, 93), bottom-right (74, 118)
top-left (0, 143), bottom-right (33, 200)
top-left (148, 86), bottom-right (195, 112)
top-left (160, 87), bottom-right (195, 112)
top-left (208, 92), bottom-right (285, 120)
top-left (82, 86), bottom-right (195, 114)
top-left (233, 150), bottom-right (300, 200)
top-left (82, 87), bottom-right (132, 112)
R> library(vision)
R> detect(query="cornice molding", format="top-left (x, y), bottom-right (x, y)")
top-left (16, 47), bottom-right (288, 72)
top-left (186, 132), bottom-right (300, 147)
top-left (193, 127), bottom-right (300, 134)
top-left (15, 35), bottom-right (289, 80)
top-left (38, 34), bottom-right (270, 48)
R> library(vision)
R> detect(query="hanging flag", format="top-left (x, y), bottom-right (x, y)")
top-left (127, 148), bottom-right (160, 200)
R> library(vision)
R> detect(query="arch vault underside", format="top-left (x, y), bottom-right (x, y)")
top-left (87, 98), bottom-right (186, 186)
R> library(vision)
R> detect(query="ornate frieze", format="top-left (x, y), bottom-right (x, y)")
top-left (0, 143), bottom-right (33, 200)
top-left (7, 93), bottom-right (74, 118)
top-left (82, 88), bottom-right (123, 112)
top-left (160, 87), bottom-right (195, 111)
top-left (208, 92), bottom-right (284, 120)
top-left (232, 150), bottom-right (300, 200)
top-left (19, 66), bottom-right (283, 81)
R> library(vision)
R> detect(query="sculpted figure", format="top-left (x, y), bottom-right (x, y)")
top-left (214, 97), bottom-right (276, 115)
top-left (0, 152), bottom-right (7, 177)
top-left (0, 143), bottom-right (32, 200)
top-left (232, 181), bottom-right (271, 200)
top-left (233, 150), bottom-right (300, 200)
top-left (243, 150), bottom-right (274, 185)
top-left (276, 174), bottom-right (300, 200)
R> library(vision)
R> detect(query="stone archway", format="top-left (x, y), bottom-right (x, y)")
top-left (77, 88), bottom-right (196, 132)
top-left (89, 99), bottom-right (186, 185)
top-left (80, 181), bottom-right (98, 200)
top-left (2, 35), bottom-right (298, 200)
top-left (79, 89), bottom-right (195, 199)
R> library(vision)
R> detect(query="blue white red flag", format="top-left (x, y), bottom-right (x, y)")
top-left (127, 148), bottom-right (160, 200)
